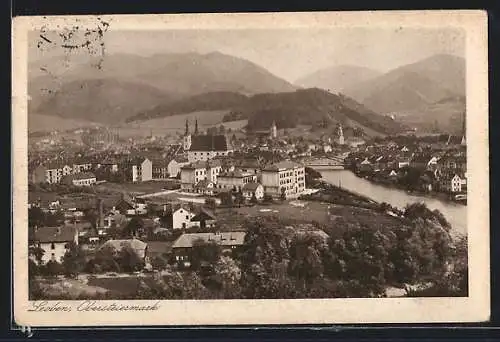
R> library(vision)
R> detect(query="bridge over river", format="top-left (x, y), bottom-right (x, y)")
top-left (303, 156), bottom-right (346, 170)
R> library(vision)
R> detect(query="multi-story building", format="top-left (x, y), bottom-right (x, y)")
top-left (61, 172), bottom-right (97, 187)
top-left (260, 161), bottom-right (306, 199)
top-left (180, 160), bottom-right (222, 192)
top-left (151, 159), bottom-right (170, 180)
top-left (216, 170), bottom-right (258, 192)
top-left (187, 135), bottom-right (233, 162)
top-left (30, 162), bottom-right (73, 184)
top-left (122, 157), bottom-right (152, 182)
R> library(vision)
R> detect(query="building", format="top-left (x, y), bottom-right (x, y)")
top-left (190, 208), bottom-right (217, 229)
top-left (163, 205), bottom-right (197, 230)
top-left (440, 173), bottom-right (465, 193)
top-left (187, 135), bottom-right (233, 162)
top-left (151, 159), bottom-right (170, 180)
top-left (29, 225), bottom-right (79, 264)
top-left (242, 182), bottom-right (264, 201)
top-left (180, 160), bottom-right (223, 192)
top-left (31, 162), bottom-right (73, 184)
top-left (61, 172), bottom-right (97, 187)
top-left (336, 124), bottom-right (345, 145)
top-left (171, 231), bottom-right (246, 267)
top-left (260, 161), bottom-right (306, 199)
top-left (71, 160), bottom-right (93, 174)
top-left (167, 156), bottom-right (189, 178)
top-left (123, 157), bottom-right (152, 182)
top-left (270, 121), bottom-right (277, 139)
top-left (216, 170), bottom-right (257, 192)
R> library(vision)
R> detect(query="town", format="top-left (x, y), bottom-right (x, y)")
top-left (28, 116), bottom-right (468, 300)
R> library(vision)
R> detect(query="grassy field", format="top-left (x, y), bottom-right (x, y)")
top-left (94, 180), bottom-right (179, 196)
top-left (118, 110), bottom-right (231, 137)
top-left (216, 199), bottom-right (408, 239)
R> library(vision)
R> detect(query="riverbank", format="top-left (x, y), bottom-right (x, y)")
top-left (319, 170), bottom-right (467, 236)
top-left (350, 169), bottom-right (466, 206)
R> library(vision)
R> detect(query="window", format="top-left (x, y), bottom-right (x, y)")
top-left (186, 215), bottom-right (189, 220)
top-left (51, 243), bottom-right (55, 250)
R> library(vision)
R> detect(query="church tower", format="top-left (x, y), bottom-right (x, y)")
top-left (194, 118), bottom-right (199, 136)
top-left (336, 123), bottom-right (345, 145)
top-left (461, 112), bottom-right (466, 146)
top-left (183, 119), bottom-right (192, 151)
top-left (270, 120), bottom-right (277, 139)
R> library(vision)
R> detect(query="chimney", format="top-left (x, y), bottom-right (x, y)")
top-left (98, 198), bottom-right (104, 228)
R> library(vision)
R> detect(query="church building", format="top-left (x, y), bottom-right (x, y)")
top-left (183, 119), bottom-right (233, 162)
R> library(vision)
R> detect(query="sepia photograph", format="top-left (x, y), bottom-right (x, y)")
top-left (12, 11), bottom-right (489, 326)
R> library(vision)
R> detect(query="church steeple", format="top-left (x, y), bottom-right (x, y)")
top-left (194, 118), bottom-right (199, 135)
top-left (185, 119), bottom-right (189, 136)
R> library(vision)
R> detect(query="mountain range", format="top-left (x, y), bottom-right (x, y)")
top-left (295, 54), bottom-right (466, 133)
top-left (28, 51), bottom-right (297, 123)
top-left (28, 51), bottom-right (464, 135)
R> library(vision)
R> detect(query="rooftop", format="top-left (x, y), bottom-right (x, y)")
top-left (172, 232), bottom-right (246, 249)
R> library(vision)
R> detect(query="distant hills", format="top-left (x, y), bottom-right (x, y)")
top-left (28, 52), bottom-right (297, 124)
top-left (295, 54), bottom-right (466, 133)
top-left (295, 65), bottom-right (382, 93)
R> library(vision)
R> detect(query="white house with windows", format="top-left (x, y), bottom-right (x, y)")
top-left (29, 225), bottom-right (78, 264)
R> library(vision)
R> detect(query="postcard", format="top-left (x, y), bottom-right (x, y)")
top-left (12, 10), bottom-right (489, 326)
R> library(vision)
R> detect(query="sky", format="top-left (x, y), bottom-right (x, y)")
top-left (29, 27), bottom-right (465, 83)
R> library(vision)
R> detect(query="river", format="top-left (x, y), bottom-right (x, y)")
top-left (320, 170), bottom-right (467, 235)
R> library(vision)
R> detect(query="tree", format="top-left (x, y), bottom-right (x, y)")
top-left (123, 217), bottom-right (144, 238)
top-left (117, 246), bottom-right (145, 273)
top-left (234, 190), bottom-right (244, 208)
top-left (29, 245), bottom-right (45, 266)
top-left (28, 207), bottom-right (44, 228)
top-left (150, 256), bottom-right (168, 271)
top-left (287, 233), bottom-right (325, 290)
top-left (250, 192), bottom-right (259, 204)
top-left (190, 239), bottom-right (222, 270)
top-left (205, 198), bottom-right (217, 210)
top-left (208, 256), bottom-right (242, 298)
top-left (91, 245), bottom-right (120, 273)
top-left (280, 187), bottom-right (287, 201)
top-left (44, 260), bottom-right (64, 277)
top-left (219, 192), bottom-right (234, 207)
top-left (62, 241), bottom-right (86, 277)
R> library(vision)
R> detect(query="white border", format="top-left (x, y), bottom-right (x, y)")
top-left (12, 10), bottom-right (490, 326)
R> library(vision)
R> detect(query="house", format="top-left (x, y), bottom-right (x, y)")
top-left (242, 182), bottom-right (264, 201)
top-left (194, 179), bottom-right (216, 196)
top-left (120, 156), bottom-right (152, 182)
top-left (171, 231), bottom-right (246, 266)
top-left (71, 160), bottom-right (93, 174)
top-left (61, 172), bottom-right (97, 187)
top-left (114, 194), bottom-right (137, 216)
top-left (190, 208), bottom-right (217, 229)
top-left (31, 161), bottom-right (73, 184)
top-left (99, 238), bottom-right (148, 261)
top-left (100, 158), bottom-right (120, 173)
top-left (167, 157), bottom-right (189, 178)
top-left (236, 158), bottom-right (261, 174)
top-left (180, 160), bottom-right (222, 192)
top-left (151, 159), bottom-right (170, 180)
top-left (440, 173), bottom-right (464, 193)
top-left (216, 170), bottom-right (258, 192)
top-left (261, 161), bottom-right (306, 199)
top-left (358, 158), bottom-right (373, 173)
top-left (187, 134), bottom-right (233, 162)
top-left (29, 225), bottom-right (78, 264)
top-left (163, 204), bottom-right (197, 230)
